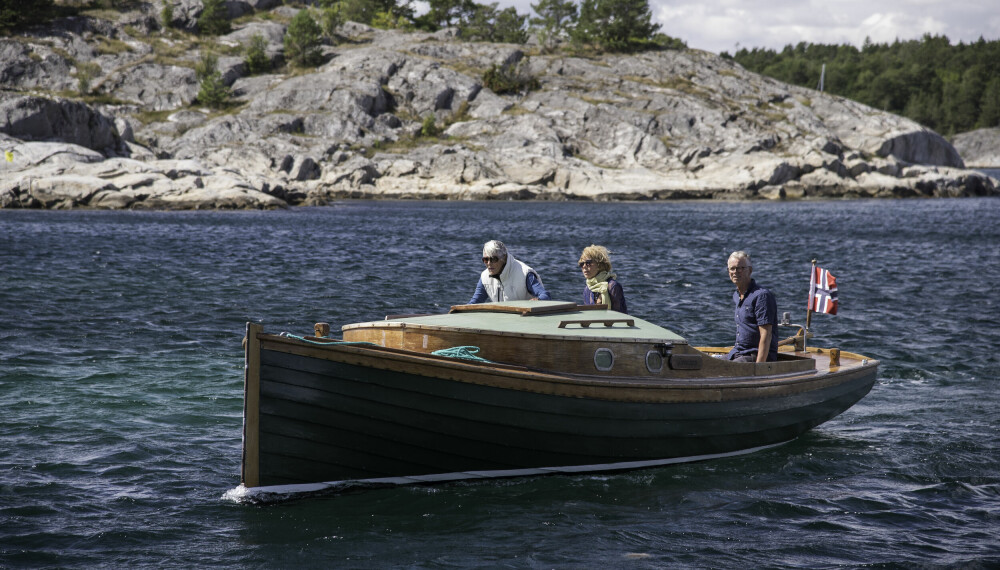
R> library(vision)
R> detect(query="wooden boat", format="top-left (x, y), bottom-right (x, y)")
top-left (240, 301), bottom-right (878, 497)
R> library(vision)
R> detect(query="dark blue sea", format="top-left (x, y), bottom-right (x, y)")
top-left (2, 199), bottom-right (999, 568)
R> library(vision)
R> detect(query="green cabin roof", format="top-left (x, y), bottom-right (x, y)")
top-left (345, 301), bottom-right (688, 344)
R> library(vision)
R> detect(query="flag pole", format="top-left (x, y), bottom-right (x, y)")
top-left (806, 259), bottom-right (816, 332)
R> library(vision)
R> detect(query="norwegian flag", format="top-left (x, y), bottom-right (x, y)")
top-left (808, 266), bottom-right (838, 315)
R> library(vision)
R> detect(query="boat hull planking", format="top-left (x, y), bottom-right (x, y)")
top-left (243, 324), bottom-right (878, 490)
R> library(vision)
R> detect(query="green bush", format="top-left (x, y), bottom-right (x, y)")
top-left (460, 4), bottom-right (527, 43)
top-left (371, 10), bottom-right (410, 30)
top-left (424, 0), bottom-right (476, 29)
top-left (161, 2), bottom-right (174, 29)
top-left (482, 58), bottom-right (540, 95)
top-left (529, 0), bottom-right (577, 52)
top-left (336, 0), bottom-right (376, 25)
top-left (198, 0), bottom-right (231, 36)
top-left (243, 33), bottom-right (270, 75)
top-left (571, 0), bottom-right (659, 53)
top-left (420, 115), bottom-right (438, 137)
top-left (651, 33), bottom-right (687, 51)
top-left (76, 61), bottom-right (102, 95)
top-left (284, 10), bottom-right (324, 67)
top-left (195, 51), bottom-right (230, 108)
top-left (318, 5), bottom-right (342, 40)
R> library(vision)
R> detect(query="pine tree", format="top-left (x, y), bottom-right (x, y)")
top-left (493, 6), bottom-right (527, 43)
top-left (195, 51), bottom-right (230, 108)
top-left (337, 0), bottom-right (378, 25)
top-left (243, 33), bottom-right (270, 76)
top-left (284, 9), bottom-right (323, 68)
top-left (318, 4), bottom-right (343, 40)
top-left (460, 3), bottom-right (526, 43)
top-left (198, 0), bottom-right (231, 36)
top-left (529, 0), bottom-right (576, 51)
top-left (161, 2), bottom-right (174, 29)
top-left (424, 0), bottom-right (475, 29)
top-left (572, 0), bottom-right (659, 53)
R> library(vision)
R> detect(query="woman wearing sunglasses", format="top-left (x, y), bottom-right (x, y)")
top-left (468, 240), bottom-right (550, 304)
top-left (578, 244), bottom-right (628, 314)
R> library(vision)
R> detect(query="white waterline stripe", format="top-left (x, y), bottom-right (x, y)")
top-left (225, 440), bottom-right (790, 502)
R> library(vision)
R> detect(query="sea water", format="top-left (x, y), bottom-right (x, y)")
top-left (2, 199), bottom-right (998, 567)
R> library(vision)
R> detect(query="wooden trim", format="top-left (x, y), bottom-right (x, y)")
top-left (575, 303), bottom-right (612, 311)
top-left (448, 301), bottom-right (579, 315)
top-left (242, 322), bottom-right (262, 488)
top-left (384, 313), bottom-right (435, 320)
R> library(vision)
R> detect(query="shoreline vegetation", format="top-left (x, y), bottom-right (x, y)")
top-left (1, 0), bottom-right (997, 210)
top-left (727, 36), bottom-right (1000, 140)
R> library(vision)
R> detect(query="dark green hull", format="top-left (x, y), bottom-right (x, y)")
top-left (247, 337), bottom-right (877, 491)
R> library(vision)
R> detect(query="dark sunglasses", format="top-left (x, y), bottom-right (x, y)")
top-left (578, 259), bottom-right (595, 268)
top-left (483, 256), bottom-right (501, 264)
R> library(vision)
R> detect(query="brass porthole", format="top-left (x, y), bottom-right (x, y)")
top-left (645, 350), bottom-right (664, 373)
top-left (594, 348), bottom-right (615, 371)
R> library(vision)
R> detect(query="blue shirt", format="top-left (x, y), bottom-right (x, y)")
top-left (729, 278), bottom-right (778, 361)
top-left (469, 272), bottom-right (550, 304)
top-left (581, 278), bottom-right (628, 314)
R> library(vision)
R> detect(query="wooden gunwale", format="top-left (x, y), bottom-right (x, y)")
top-left (257, 333), bottom-right (877, 405)
top-left (447, 301), bottom-right (606, 315)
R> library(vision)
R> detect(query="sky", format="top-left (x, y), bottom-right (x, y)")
top-left (472, 0), bottom-right (1000, 54)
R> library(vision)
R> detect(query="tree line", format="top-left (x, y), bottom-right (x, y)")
top-left (725, 35), bottom-right (1000, 136)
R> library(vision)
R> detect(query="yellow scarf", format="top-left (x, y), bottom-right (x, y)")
top-left (586, 271), bottom-right (615, 307)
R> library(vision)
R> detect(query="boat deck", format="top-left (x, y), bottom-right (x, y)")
top-left (345, 301), bottom-right (687, 344)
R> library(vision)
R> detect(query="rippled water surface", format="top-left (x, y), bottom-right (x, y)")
top-left (2, 199), bottom-right (998, 567)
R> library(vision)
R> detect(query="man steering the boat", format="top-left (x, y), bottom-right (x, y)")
top-left (468, 240), bottom-right (551, 303)
top-left (727, 250), bottom-right (779, 362)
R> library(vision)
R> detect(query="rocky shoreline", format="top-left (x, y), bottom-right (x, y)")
top-left (1, 2), bottom-right (997, 210)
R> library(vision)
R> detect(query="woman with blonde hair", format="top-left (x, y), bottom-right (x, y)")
top-left (578, 245), bottom-right (628, 314)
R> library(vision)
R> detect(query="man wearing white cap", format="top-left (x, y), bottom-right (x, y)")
top-left (468, 240), bottom-right (550, 304)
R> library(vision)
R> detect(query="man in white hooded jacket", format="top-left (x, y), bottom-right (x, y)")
top-left (468, 240), bottom-right (550, 303)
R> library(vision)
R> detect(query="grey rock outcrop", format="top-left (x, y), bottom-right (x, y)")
top-left (1, 95), bottom-right (123, 153)
top-left (952, 128), bottom-right (1000, 167)
top-left (0, 3), bottom-right (995, 209)
top-left (877, 131), bottom-right (964, 167)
